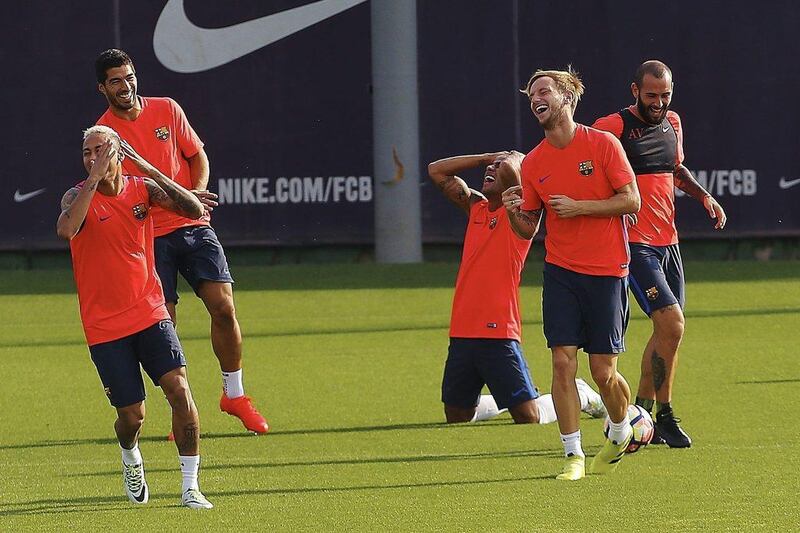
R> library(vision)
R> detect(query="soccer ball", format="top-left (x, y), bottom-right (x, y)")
top-left (603, 404), bottom-right (655, 453)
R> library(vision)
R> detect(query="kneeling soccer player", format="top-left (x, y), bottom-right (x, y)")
top-left (57, 125), bottom-right (213, 508)
top-left (428, 151), bottom-right (606, 426)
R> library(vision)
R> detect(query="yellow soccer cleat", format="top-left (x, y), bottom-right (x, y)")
top-left (555, 455), bottom-right (586, 481)
top-left (590, 433), bottom-right (632, 475)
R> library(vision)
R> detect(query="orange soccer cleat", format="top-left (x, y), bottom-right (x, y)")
top-left (220, 392), bottom-right (270, 434)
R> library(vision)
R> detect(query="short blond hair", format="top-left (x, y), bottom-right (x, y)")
top-left (521, 66), bottom-right (585, 111)
top-left (82, 124), bottom-right (121, 150)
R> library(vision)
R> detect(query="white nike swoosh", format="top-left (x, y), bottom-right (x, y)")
top-left (778, 177), bottom-right (800, 189)
top-left (13, 188), bottom-right (47, 202)
top-left (662, 124), bottom-right (670, 132)
top-left (154, 0), bottom-right (368, 73)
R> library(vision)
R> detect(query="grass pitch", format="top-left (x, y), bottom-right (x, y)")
top-left (0, 261), bottom-right (798, 531)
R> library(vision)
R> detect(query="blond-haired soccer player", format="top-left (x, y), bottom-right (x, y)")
top-left (499, 67), bottom-right (641, 480)
top-left (58, 125), bottom-right (213, 508)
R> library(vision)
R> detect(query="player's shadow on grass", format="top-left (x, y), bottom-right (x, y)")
top-left (0, 493), bottom-right (184, 517)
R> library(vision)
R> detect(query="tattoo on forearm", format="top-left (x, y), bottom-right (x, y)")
top-left (651, 350), bottom-right (666, 392)
top-left (147, 180), bottom-right (198, 217)
top-left (514, 209), bottom-right (542, 229)
top-left (674, 166), bottom-right (709, 202)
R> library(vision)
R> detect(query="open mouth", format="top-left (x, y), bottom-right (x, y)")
top-left (535, 104), bottom-right (549, 115)
top-left (118, 91), bottom-right (133, 102)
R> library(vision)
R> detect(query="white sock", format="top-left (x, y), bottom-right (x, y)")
top-left (607, 414), bottom-right (633, 445)
top-left (120, 443), bottom-right (142, 465)
top-left (470, 395), bottom-right (504, 422)
top-left (560, 430), bottom-right (584, 458)
top-left (535, 394), bottom-right (558, 424)
top-left (222, 369), bottom-right (244, 399)
top-left (180, 455), bottom-right (200, 492)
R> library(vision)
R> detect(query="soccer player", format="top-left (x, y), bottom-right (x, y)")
top-left (57, 125), bottom-right (213, 508)
top-left (592, 60), bottom-right (727, 448)
top-left (500, 67), bottom-right (641, 481)
top-left (94, 49), bottom-right (268, 435)
top-left (428, 151), bottom-right (606, 426)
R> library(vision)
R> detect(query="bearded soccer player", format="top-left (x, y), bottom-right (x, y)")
top-left (500, 67), bottom-right (641, 481)
top-left (592, 60), bottom-right (727, 448)
top-left (427, 151), bottom-right (606, 426)
top-left (57, 125), bottom-right (213, 508)
top-left (94, 49), bottom-right (268, 436)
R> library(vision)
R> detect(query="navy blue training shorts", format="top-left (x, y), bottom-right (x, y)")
top-left (628, 243), bottom-right (685, 316)
top-left (442, 338), bottom-right (540, 410)
top-left (542, 262), bottom-right (629, 355)
top-left (154, 225), bottom-right (235, 304)
top-left (89, 320), bottom-right (187, 408)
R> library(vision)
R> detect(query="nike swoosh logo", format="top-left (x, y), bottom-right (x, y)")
top-left (13, 188), bottom-right (47, 202)
top-left (662, 124), bottom-right (670, 132)
top-left (99, 215), bottom-right (112, 222)
top-left (511, 387), bottom-right (528, 398)
top-left (538, 175), bottom-right (551, 183)
top-left (778, 177), bottom-right (800, 189)
top-left (154, 0), bottom-right (368, 73)
top-left (131, 487), bottom-right (147, 503)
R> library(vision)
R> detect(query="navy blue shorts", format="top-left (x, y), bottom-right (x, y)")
top-left (155, 225), bottom-right (234, 304)
top-left (542, 262), bottom-right (629, 354)
top-left (441, 338), bottom-right (540, 410)
top-left (89, 320), bottom-right (186, 408)
top-left (628, 244), bottom-right (685, 316)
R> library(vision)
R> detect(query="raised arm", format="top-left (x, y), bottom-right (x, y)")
top-left (121, 140), bottom-right (204, 219)
top-left (427, 152), bottom-right (506, 213)
top-left (674, 163), bottom-right (726, 229)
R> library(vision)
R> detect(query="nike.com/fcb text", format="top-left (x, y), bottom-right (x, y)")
top-left (218, 176), bottom-right (373, 205)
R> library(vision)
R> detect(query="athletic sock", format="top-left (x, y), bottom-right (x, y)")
top-left (635, 396), bottom-right (655, 414)
top-left (471, 395), bottom-right (503, 422)
top-left (656, 401), bottom-right (672, 416)
top-left (120, 443), bottom-right (142, 465)
top-left (222, 369), bottom-right (244, 399)
top-left (535, 394), bottom-right (558, 424)
top-left (179, 455), bottom-right (200, 492)
top-left (560, 430), bottom-right (585, 458)
top-left (607, 415), bottom-right (633, 445)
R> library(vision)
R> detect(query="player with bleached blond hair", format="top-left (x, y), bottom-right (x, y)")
top-left (500, 67), bottom-right (641, 480)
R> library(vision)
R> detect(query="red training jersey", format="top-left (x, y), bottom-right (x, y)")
top-left (592, 107), bottom-right (684, 246)
top-left (521, 124), bottom-right (635, 277)
top-left (69, 176), bottom-right (170, 345)
top-left (97, 96), bottom-right (208, 237)
top-left (450, 200), bottom-right (532, 341)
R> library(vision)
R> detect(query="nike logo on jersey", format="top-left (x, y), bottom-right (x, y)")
top-left (13, 188), bottom-right (46, 202)
top-left (662, 124), bottom-right (670, 133)
top-left (154, 0), bottom-right (368, 73)
top-left (778, 177), bottom-right (800, 189)
top-left (538, 174), bottom-right (551, 183)
top-left (99, 215), bottom-right (112, 222)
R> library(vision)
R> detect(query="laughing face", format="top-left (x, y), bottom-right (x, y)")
top-left (99, 64), bottom-right (138, 111)
top-left (480, 159), bottom-right (503, 196)
top-left (527, 76), bottom-right (571, 131)
top-left (633, 72), bottom-right (672, 125)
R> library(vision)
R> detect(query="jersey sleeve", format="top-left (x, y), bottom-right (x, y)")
top-left (591, 113), bottom-right (624, 138)
top-left (520, 154), bottom-right (543, 211)
top-left (168, 98), bottom-right (204, 159)
top-left (666, 111), bottom-right (685, 164)
top-left (602, 133), bottom-right (636, 190)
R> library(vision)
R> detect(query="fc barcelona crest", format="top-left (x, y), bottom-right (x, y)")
top-left (578, 160), bottom-right (594, 176)
top-left (132, 203), bottom-right (148, 220)
top-left (645, 286), bottom-right (659, 301)
top-left (489, 216), bottom-right (498, 229)
top-left (154, 126), bottom-right (170, 141)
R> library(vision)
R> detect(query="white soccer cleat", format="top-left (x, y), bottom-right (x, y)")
top-left (576, 378), bottom-right (607, 419)
top-left (122, 462), bottom-right (149, 504)
top-left (182, 488), bottom-right (214, 509)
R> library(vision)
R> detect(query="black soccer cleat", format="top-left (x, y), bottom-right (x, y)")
top-left (655, 410), bottom-right (692, 448)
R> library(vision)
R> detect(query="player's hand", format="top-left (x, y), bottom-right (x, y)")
top-left (502, 185), bottom-right (524, 213)
top-left (548, 194), bottom-right (583, 218)
top-left (703, 195), bottom-right (727, 229)
top-left (193, 189), bottom-right (218, 213)
top-left (120, 139), bottom-right (153, 174)
top-left (624, 213), bottom-right (638, 227)
top-left (87, 139), bottom-right (117, 183)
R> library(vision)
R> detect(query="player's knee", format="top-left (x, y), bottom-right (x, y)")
top-left (589, 365), bottom-right (615, 391)
top-left (509, 402), bottom-right (539, 424)
top-left (208, 299), bottom-right (237, 325)
top-left (164, 380), bottom-right (195, 414)
top-left (444, 405), bottom-right (474, 423)
top-left (654, 305), bottom-right (685, 345)
top-left (552, 355), bottom-right (574, 380)
top-left (117, 407), bottom-right (144, 432)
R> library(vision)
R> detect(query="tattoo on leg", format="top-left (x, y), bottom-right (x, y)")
top-left (184, 422), bottom-right (199, 445)
top-left (652, 350), bottom-right (666, 392)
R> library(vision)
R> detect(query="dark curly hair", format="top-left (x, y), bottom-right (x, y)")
top-left (95, 49), bottom-right (134, 83)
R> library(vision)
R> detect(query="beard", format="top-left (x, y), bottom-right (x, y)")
top-left (541, 101), bottom-right (568, 131)
top-left (636, 95), bottom-right (668, 125)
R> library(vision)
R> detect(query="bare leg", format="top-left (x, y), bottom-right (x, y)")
top-left (444, 404), bottom-right (476, 423)
top-left (115, 402), bottom-right (145, 448)
top-left (589, 355), bottom-right (630, 423)
top-left (159, 367), bottom-right (200, 455)
top-left (637, 304), bottom-right (684, 404)
top-left (197, 281), bottom-right (242, 373)
top-left (551, 346), bottom-right (580, 435)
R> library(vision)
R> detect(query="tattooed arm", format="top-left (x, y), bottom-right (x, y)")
top-left (674, 164), bottom-right (727, 229)
top-left (501, 185), bottom-right (543, 240)
top-left (427, 152), bottom-right (510, 213)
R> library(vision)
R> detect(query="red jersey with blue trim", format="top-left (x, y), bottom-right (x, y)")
top-left (69, 176), bottom-right (170, 345)
top-left (521, 124), bottom-right (635, 277)
top-left (450, 199), bottom-right (532, 341)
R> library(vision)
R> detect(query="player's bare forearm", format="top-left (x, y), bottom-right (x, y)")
top-left (188, 149), bottom-right (210, 190)
top-left (145, 178), bottom-right (204, 219)
top-left (56, 183), bottom-right (99, 240)
top-left (673, 164), bottom-right (710, 202)
top-left (509, 209), bottom-right (542, 240)
top-left (427, 154), bottom-right (493, 211)
top-left (558, 181), bottom-right (640, 218)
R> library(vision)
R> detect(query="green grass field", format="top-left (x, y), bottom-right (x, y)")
top-left (1, 261), bottom-right (798, 531)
